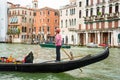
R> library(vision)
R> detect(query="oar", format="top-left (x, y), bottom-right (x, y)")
top-left (61, 48), bottom-right (73, 60)
top-left (61, 48), bottom-right (82, 72)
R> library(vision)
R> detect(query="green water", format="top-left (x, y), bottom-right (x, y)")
top-left (0, 43), bottom-right (120, 80)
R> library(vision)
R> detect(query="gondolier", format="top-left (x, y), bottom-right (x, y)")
top-left (55, 28), bottom-right (62, 62)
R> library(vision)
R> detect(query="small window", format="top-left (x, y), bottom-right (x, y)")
top-left (109, 4), bottom-right (112, 13)
top-left (48, 11), bottom-right (50, 15)
top-left (33, 12), bottom-right (36, 16)
top-left (71, 35), bottom-right (74, 41)
top-left (115, 3), bottom-right (119, 13)
top-left (79, 2), bottom-right (81, 7)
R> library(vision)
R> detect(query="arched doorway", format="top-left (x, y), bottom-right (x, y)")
top-left (118, 33), bottom-right (120, 43)
top-left (71, 35), bottom-right (74, 45)
top-left (65, 36), bottom-right (68, 44)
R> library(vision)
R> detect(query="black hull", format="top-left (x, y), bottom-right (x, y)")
top-left (0, 47), bottom-right (109, 73)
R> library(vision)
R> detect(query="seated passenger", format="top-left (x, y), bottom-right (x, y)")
top-left (7, 55), bottom-right (14, 63)
top-left (24, 51), bottom-right (34, 63)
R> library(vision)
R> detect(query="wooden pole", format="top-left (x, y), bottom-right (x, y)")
top-left (61, 48), bottom-right (82, 72)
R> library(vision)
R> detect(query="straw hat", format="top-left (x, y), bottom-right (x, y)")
top-left (55, 28), bottom-right (60, 33)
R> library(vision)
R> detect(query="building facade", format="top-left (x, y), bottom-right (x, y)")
top-left (2, 0), bottom-right (120, 47)
top-left (82, 0), bottom-right (120, 47)
top-left (59, 0), bottom-right (79, 45)
top-left (8, 2), bottom-right (34, 43)
top-left (0, 0), bottom-right (8, 42)
top-left (7, 0), bottom-right (59, 44)
top-left (34, 7), bottom-right (59, 43)
top-left (60, 0), bottom-right (120, 47)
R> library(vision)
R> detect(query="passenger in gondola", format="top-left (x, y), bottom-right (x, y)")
top-left (7, 55), bottom-right (14, 63)
top-left (24, 51), bottom-right (34, 63)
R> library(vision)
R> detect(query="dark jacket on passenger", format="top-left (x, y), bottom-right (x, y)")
top-left (25, 51), bottom-right (34, 63)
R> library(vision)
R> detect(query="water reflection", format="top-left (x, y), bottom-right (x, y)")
top-left (0, 71), bottom-right (94, 80)
top-left (0, 43), bottom-right (120, 80)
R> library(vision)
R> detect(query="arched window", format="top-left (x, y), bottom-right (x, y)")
top-left (115, 3), bottom-right (119, 13)
top-left (97, 7), bottom-right (100, 15)
top-left (109, 4), bottom-right (112, 13)
top-left (86, 9), bottom-right (88, 17)
top-left (79, 10), bottom-right (81, 18)
top-left (73, 8), bottom-right (75, 14)
top-left (118, 33), bottom-right (120, 43)
top-left (70, 9), bottom-right (72, 15)
top-left (60, 11), bottom-right (62, 16)
top-left (74, 19), bottom-right (76, 25)
top-left (61, 20), bottom-right (63, 28)
top-left (65, 36), bottom-right (68, 44)
top-left (69, 19), bottom-right (71, 26)
top-left (71, 35), bottom-right (74, 41)
top-left (65, 20), bottom-right (68, 27)
top-left (72, 19), bottom-right (74, 26)
top-left (102, 6), bottom-right (105, 15)
top-left (86, 0), bottom-right (89, 6)
top-left (90, 8), bottom-right (93, 16)
top-left (66, 10), bottom-right (68, 16)
top-left (72, 9), bottom-right (74, 14)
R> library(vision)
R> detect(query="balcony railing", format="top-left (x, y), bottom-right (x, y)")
top-left (95, 15), bottom-right (101, 20)
top-left (68, 28), bottom-right (77, 31)
top-left (113, 12), bottom-right (120, 18)
top-left (99, 15), bottom-right (106, 20)
top-left (107, 13), bottom-right (114, 19)
top-left (96, 1), bottom-right (106, 5)
top-left (84, 16), bottom-right (95, 21)
top-left (84, 12), bottom-right (120, 23)
top-left (108, 0), bottom-right (119, 3)
top-left (85, 4), bottom-right (94, 8)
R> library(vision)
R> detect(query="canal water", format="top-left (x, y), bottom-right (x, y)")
top-left (0, 43), bottom-right (120, 80)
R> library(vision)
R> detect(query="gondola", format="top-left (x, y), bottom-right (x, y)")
top-left (0, 47), bottom-right (109, 73)
top-left (39, 43), bottom-right (71, 48)
top-left (86, 42), bottom-right (98, 48)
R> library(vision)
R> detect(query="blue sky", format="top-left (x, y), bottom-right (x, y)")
top-left (7, 0), bottom-right (69, 9)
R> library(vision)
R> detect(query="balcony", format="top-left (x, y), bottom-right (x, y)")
top-left (89, 16), bottom-right (94, 21)
top-left (113, 12), bottom-right (120, 18)
top-left (84, 12), bottom-right (120, 23)
top-left (85, 4), bottom-right (94, 8)
top-left (68, 28), bottom-right (77, 31)
top-left (84, 17), bottom-right (89, 21)
top-left (95, 15), bottom-right (101, 20)
top-left (107, 13), bottom-right (114, 19)
top-left (84, 16), bottom-right (94, 21)
top-left (99, 15), bottom-right (106, 20)
top-left (84, 14), bottom-right (111, 22)
top-left (94, 14), bottom-right (108, 21)
top-left (96, 1), bottom-right (106, 5)
top-left (108, 0), bottom-right (119, 3)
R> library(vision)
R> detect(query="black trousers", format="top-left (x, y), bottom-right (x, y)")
top-left (56, 46), bottom-right (61, 61)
